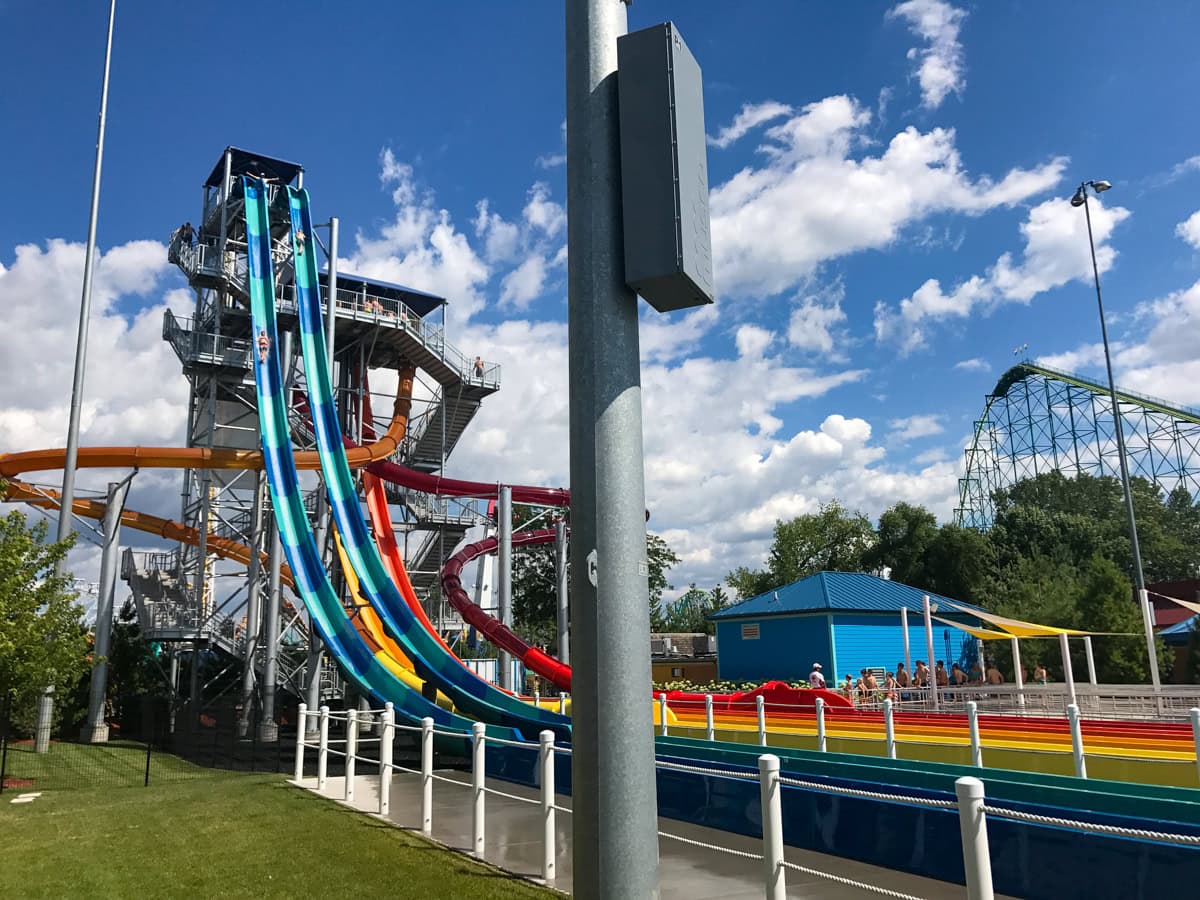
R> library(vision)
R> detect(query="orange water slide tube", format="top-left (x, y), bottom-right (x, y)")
top-left (0, 368), bottom-right (415, 480)
top-left (5, 478), bottom-right (296, 591)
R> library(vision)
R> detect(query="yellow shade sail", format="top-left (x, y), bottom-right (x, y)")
top-left (930, 614), bottom-right (1013, 641)
top-left (945, 602), bottom-right (1089, 637)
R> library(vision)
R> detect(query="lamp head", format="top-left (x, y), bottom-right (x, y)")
top-left (1090, 180), bottom-right (1112, 193)
top-left (1070, 187), bottom-right (1087, 207)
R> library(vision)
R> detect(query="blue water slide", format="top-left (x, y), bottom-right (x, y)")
top-left (285, 184), bottom-right (570, 739)
top-left (242, 175), bottom-right (509, 737)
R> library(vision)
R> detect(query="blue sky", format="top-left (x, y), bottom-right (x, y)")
top-left (3, 1), bottom-right (1200, 594)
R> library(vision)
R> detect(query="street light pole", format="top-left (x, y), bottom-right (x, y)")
top-left (57, 0), bottom-right (117, 564)
top-left (1074, 180), bottom-right (1160, 688)
top-left (566, 1), bottom-right (660, 896)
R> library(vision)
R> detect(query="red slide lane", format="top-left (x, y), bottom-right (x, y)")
top-left (368, 457), bottom-right (570, 507)
top-left (441, 529), bottom-right (572, 692)
top-left (363, 470), bottom-right (471, 666)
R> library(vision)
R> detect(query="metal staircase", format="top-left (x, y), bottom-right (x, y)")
top-left (122, 548), bottom-right (242, 657)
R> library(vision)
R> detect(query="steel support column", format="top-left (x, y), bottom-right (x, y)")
top-left (81, 477), bottom-right (131, 742)
top-left (257, 522), bottom-right (282, 742)
top-left (237, 470), bottom-right (267, 737)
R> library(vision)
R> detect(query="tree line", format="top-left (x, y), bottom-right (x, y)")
top-left (512, 471), bottom-right (1199, 683)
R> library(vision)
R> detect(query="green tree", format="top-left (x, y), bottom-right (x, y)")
top-left (866, 502), bottom-right (938, 585)
top-left (977, 554), bottom-right (1164, 683)
top-left (646, 533), bottom-right (681, 631)
top-left (0, 509), bottom-right (89, 720)
top-left (509, 506), bottom-right (681, 646)
top-left (509, 507), bottom-right (560, 651)
top-left (727, 500), bottom-right (875, 598)
top-left (992, 471), bottom-right (1200, 583)
top-left (921, 524), bottom-right (994, 603)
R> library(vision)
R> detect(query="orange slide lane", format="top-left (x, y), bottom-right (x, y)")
top-left (5, 478), bottom-right (296, 591)
top-left (0, 368), bottom-right (415, 480)
top-left (363, 471), bottom-right (467, 661)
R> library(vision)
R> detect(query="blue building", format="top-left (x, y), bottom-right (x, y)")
top-left (708, 572), bottom-right (986, 684)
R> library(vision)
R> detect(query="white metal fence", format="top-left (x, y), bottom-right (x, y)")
top-left (293, 701), bottom-right (1200, 899)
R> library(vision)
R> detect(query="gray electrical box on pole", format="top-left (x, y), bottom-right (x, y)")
top-left (617, 22), bottom-right (714, 313)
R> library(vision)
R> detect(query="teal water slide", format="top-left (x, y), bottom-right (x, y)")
top-left (284, 184), bottom-right (570, 740)
top-left (243, 176), bottom-right (518, 738)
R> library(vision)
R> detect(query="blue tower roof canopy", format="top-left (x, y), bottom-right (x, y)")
top-left (708, 571), bottom-right (986, 620)
top-left (205, 147), bottom-right (303, 188)
top-left (323, 269), bottom-right (445, 319)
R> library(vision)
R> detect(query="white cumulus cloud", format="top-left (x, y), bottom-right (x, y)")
top-left (953, 357), bottom-right (991, 372)
top-left (875, 197), bottom-right (1130, 354)
top-left (707, 100), bottom-right (793, 149)
top-left (1176, 210), bottom-right (1200, 250)
top-left (887, 0), bottom-right (967, 110)
top-left (709, 94), bottom-right (1066, 299)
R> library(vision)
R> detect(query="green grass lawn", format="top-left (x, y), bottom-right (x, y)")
top-left (2, 739), bottom-right (209, 791)
top-left (0, 774), bottom-right (557, 899)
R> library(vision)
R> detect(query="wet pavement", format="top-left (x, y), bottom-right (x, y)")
top-left (293, 770), bottom-right (1001, 898)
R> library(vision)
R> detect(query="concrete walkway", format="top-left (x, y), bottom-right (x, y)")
top-left (294, 770), bottom-right (997, 898)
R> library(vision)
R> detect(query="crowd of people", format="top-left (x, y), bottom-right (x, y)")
top-left (812, 657), bottom-right (1048, 705)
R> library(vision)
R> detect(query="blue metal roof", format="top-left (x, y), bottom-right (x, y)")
top-left (708, 571), bottom-right (985, 620)
top-left (320, 268), bottom-right (445, 318)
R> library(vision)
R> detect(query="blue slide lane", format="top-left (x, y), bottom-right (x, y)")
top-left (285, 184), bottom-right (569, 739)
top-left (242, 176), bottom-right (506, 737)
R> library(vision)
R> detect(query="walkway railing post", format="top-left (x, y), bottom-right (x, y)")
top-left (344, 708), bottom-right (357, 803)
top-left (659, 693), bottom-right (669, 736)
top-left (815, 697), bottom-right (827, 753)
top-left (1191, 708), bottom-right (1200, 787)
top-left (756, 695), bottom-right (767, 747)
top-left (883, 698), bottom-right (896, 759)
top-left (967, 701), bottom-right (982, 768)
top-left (471, 722), bottom-right (486, 858)
top-left (559, 695), bottom-right (567, 716)
top-left (705, 694), bottom-right (714, 741)
top-left (294, 702), bottom-right (307, 780)
top-left (317, 705), bottom-right (329, 792)
top-left (539, 729), bottom-right (556, 886)
top-left (954, 776), bottom-right (995, 900)
top-left (534, 690), bottom-right (540, 709)
top-left (421, 716), bottom-right (434, 836)
top-left (1067, 703), bottom-right (1087, 778)
top-left (758, 753), bottom-right (786, 900)
top-left (379, 703), bottom-right (393, 817)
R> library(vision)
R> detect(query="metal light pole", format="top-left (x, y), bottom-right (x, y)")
top-left (1071, 179), bottom-right (1160, 688)
top-left (57, 0), bottom-right (117, 561)
top-left (555, 517), bottom-right (570, 666)
top-left (497, 485), bottom-right (513, 690)
top-left (566, 1), bottom-right (660, 896)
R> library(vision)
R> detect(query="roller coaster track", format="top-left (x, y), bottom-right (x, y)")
top-left (955, 360), bottom-right (1200, 528)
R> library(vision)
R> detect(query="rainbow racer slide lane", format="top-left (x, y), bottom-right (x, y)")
top-left (285, 183), bottom-right (569, 739)
top-left (243, 176), bottom-right (509, 738)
